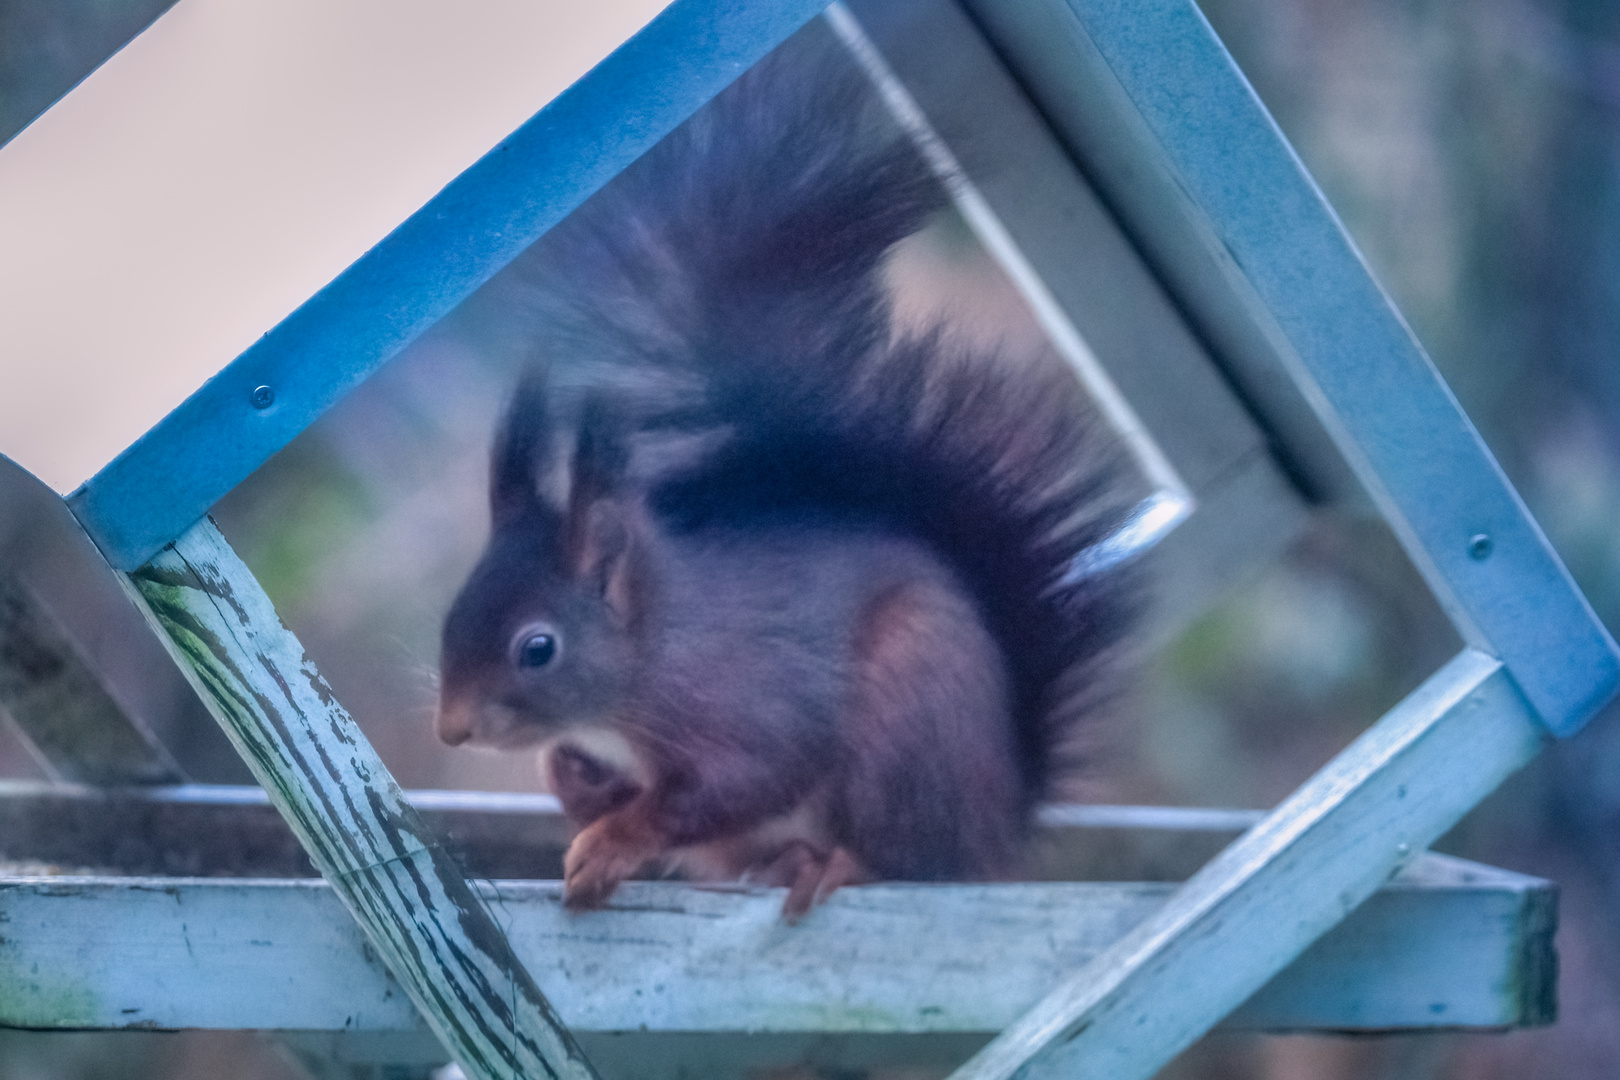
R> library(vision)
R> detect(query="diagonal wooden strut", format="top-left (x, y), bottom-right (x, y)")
top-left (949, 648), bottom-right (1544, 1079)
top-left (119, 516), bottom-right (598, 1080)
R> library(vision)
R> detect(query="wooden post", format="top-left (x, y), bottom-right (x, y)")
top-left (122, 517), bottom-right (598, 1080)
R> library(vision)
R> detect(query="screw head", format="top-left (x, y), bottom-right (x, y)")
top-left (1467, 533), bottom-right (1493, 561)
top-left (250, 385), bottom-right (275, 410)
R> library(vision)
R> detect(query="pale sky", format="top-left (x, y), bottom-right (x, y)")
top-left (0, 0), bottom-right (667, 494)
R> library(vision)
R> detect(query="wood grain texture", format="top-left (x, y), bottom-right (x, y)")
top-left (121, 518), bottom-right (597, 1080)
top-left (0, 855), bottom-right (1553, 1035)
top-left (950, 649), bottom-right (1547, 1080)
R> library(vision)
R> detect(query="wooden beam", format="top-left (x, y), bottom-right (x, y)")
top-left (947, 648), bottom-right (1546, 1080)
top-left (121, 518), bottom-right (597, 1080)
top-left (0, 855), bottom-right (1553, 1036)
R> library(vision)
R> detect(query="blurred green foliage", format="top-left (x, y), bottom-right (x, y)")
top-left (222, 439), bottom-right (375, 614)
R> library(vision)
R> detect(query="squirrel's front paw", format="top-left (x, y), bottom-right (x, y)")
top-left (563, 816), bottom-right (658, 910)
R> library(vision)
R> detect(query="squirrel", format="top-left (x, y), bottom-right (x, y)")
top-left (435, 18), bottom-right (1136, 918)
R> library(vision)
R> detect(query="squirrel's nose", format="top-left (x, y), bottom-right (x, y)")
top-left (435, 702), bottom-right (475, 746)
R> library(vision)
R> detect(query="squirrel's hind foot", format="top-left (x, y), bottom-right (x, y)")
top-left (747, 842), bottom-right (868, 922)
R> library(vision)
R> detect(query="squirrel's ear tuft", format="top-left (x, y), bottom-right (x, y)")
top-left (491, 368), bottom-right (555, 526)
top-left (566, 396), bottom-right (631, 532)
top-left (581, 501), bottom-right (636, 625)
top-left (570, 395), bottom-right (631, 502)
top-left (566, 397), bottom-right (640, 623)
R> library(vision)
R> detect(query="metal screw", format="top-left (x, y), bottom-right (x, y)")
top-left (1467, 533), bottom-right (1492, 561)
top-left (251, 385), bottom-right (276, 410)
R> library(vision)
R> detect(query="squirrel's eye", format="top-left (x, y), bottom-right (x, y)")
top-left (517, 633), bottom-right (558, 668)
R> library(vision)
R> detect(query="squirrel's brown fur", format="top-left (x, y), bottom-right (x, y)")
top-left (436, 20), bottom-right (1136, 917)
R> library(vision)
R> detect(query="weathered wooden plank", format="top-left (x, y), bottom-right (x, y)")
top-left (0, 574), bottom-right (183, 785)
top-left (0, 855), bottom-right (1553, 1036)
top-left (120, 519), bottom-right (597, 1080)
top-left (1238, 852), bottom-right (1555, 1031)
top-left (949, 648), bottom-right (1547, 1080)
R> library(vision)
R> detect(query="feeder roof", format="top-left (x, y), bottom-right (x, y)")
top-left (0, 0), bottom-right (670, 495)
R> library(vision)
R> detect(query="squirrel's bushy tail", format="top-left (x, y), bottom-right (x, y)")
top-left (504, 19), bottom-right (938, 418)
top-left (497, 17), bottom-right (1137, 796)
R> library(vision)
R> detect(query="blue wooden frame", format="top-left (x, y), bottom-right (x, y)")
top-left (963, 0), bottom-right (1619, 737)
top-left (68, 0), bottom-right (828, 572)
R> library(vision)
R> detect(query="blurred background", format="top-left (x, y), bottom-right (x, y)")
top-left (4, 0), bottom-right (1620, 1077)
